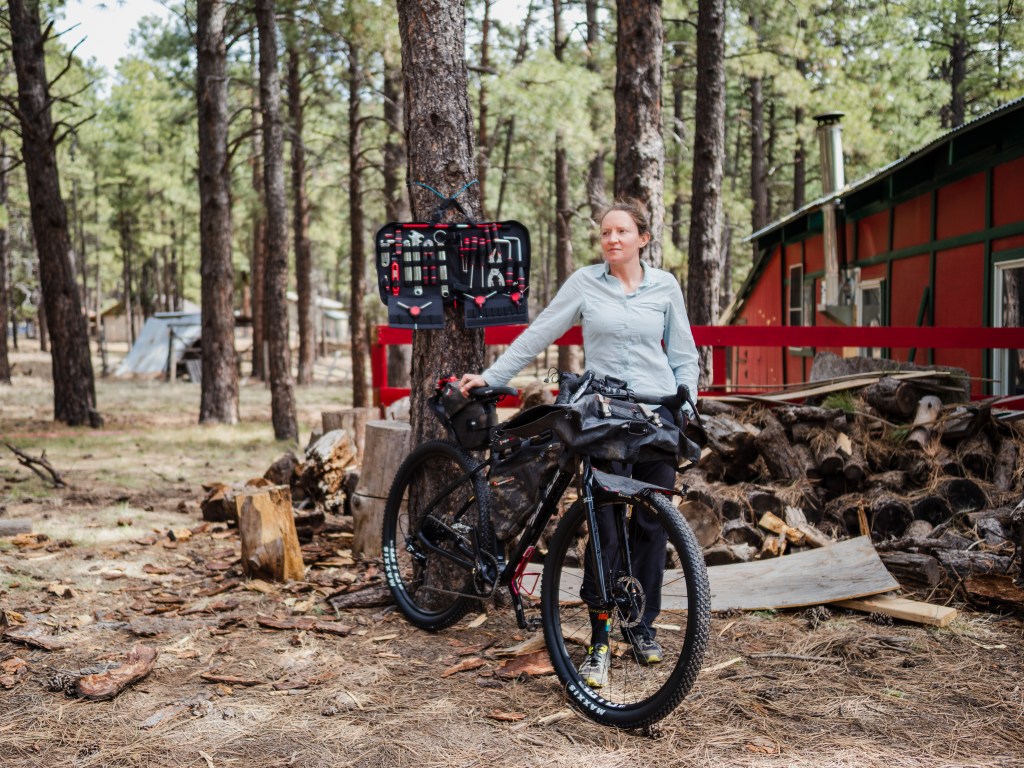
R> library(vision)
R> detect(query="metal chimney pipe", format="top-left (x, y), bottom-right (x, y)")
top-left (814, 112), bottom-right (846, 314)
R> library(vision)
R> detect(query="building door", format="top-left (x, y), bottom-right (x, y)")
top-left (993, 256), bottom-right (1024, 396)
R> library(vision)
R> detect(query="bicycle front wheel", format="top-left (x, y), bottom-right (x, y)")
top-left (541, 491), bottom-right (711, 729)
top-left (381, 440), bottom-right (493, 631)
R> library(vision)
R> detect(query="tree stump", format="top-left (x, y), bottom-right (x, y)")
top-left (351, 420), bottom-right (411, 558)
top-left (322, 407), bottom-right (380, 464)
top-left (236, 485), bottom-right (305, 582)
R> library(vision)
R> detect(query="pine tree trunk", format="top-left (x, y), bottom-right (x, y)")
top-left (348, 43), bottom-right (369, 407)
top-left (613, 0), bottom-right (665, 267)
top-left (287, 44), bottom-right (315, 386)
top-left (397, 0), bottom-right (485, 446)
top-left (382, 46), bottom-right (410, 389)
top-left (249, 31), bottom-right (267, 381)
top-left (555, 139), bottom-right (577, 374)
top-left (256, 0), bottom-right (298, 441)
top-left (10, 0), bottom-right (97, 425)
top-left (0, 143), bottom-right (11, 384)
top-left (685, 0), bottom-right (727, 387)
top-left (196, 0), bottom-right (239, 424)
top-left (749, 75), bottom-right (769, 233)
top-left (584, 0), bottom-right (607, 223)
top-left (476, 0), bottom-right (492, 219)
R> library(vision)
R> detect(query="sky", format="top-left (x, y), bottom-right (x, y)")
top-left (59, 0), bottom-right (172, 80)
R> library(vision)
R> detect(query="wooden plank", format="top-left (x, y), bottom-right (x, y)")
top-left (524, 535), bottom-right (899, 613)
top-left (832, 594), bottom-right (957, 628)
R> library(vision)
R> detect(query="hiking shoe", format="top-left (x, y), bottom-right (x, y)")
top-left (579, 644), bottom-right (611, 688)
top-left (625, 627), bottom-right (663, 665)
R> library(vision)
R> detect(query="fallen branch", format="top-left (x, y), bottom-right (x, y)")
top-left (6, 444), bottom-right (66, 488)
top-left (75, 645), bottom-right (158, 700)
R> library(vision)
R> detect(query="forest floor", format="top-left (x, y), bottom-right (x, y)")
top-left (1, 341), bottom-right (1022, 768)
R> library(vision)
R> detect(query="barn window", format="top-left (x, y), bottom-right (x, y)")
top-left (788, 265), bottom-right (805, 326)
top-left (857, 278), bottom-right (885, 359)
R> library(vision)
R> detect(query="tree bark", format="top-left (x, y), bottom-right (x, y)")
top-left (256, 0), bottom-right (298, 441)
top-left (347, 42), bottom-right (369, 407)
top-left (397, 0), bottom-right (485, 446)
top-left (382, 41), bottom-right (411, 389)
top-left (287, 43), bottom-right (315, 386)
top-left (9, 0), bottom-right (97, 425)
top-left (749, 73), bottom-right (769, 232)
top-left (552, 1), bottom-right (577, 374)
top-left (0, 143), bottom-right (11, 384)
top-left (249, 31), bottom-right (267, 381)
top-left (685, 0), bottom-right (726, 386)
top-left (196, 0), bottom-right (239, 424)
top-left (613, 0), bottom-right (665, 267)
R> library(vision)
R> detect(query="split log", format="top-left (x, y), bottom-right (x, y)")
top-left (351, 420), bottom-right (411, 558)
top-left (879, 551), bottom-right (944, 590)
top-left (783, 506), bottom-right (833, 548)
top-left (759, 510), bottom-right (804, 545)
top-left (236, 485), bottom-right (305, 582)
top-left (0, 519), bottom-right (32, 536)
top-left (326, 584), bottom-right (393, 610)
top-left (304, 430), bottom-right (358, 514)
top-left (992, 439), bottom-right (1019, 492)
top-left (862, 376), bottom-right (919, 421)
top-left (75, 645), bottom-right (158, 701)
top-left (753, 416), bottom-right (805, 483)
top-left (322, 407), bottom-right (380, 464)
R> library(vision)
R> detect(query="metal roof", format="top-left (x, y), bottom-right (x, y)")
top-left (744, 95), bottom-right (1024, 244)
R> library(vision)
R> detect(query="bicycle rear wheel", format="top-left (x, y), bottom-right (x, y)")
top-left (382, 440), bottom-right (493, 631)
top-left (541, 491), bottom-right (710, 729)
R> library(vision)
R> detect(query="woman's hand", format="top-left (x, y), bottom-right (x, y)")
top-left (459, 373), bottom-right (487, 396)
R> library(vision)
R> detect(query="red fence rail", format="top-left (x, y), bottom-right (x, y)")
top-left (371, 324), bottom-right (1024, 407)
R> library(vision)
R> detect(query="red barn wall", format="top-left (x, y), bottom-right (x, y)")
top-left (734, 245), bottom-right (783, 388)
top-left (935, 244), bottom-right (985, 397)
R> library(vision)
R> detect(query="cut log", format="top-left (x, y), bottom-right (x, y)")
top-left (957, 431), bottom-right (994, 480)
top-left (703, 542), bottom-right (757, 565)
top-left (774, 405), bottom-right (845, 425)
top-left (264, 451), bottom-right (300, 488)
top-left (808, 429), bottom-right (844, 476)
top-left (326, 584), bottom-right (393, 610)
top-left (721, 519), bottom-right (764, 548)
top-left (935, 549), bottom-right (1014, 580)
top-left (753, 416), bottom-right (805, 483)
top-left (75, 645), bottom-right (158, 701)
top-left (351, 421), bottom-right (410, 558)
top-left (904, 519), bottom-right (934, 539)
top-left (862, 376), bottom-right (919, 421)
top-left (784, 506), bottom-right (833, 548)
top-left (992, 439), bottom-right (1019, 492)
top-left (906, 396), bottom-right (942, 449)
top-left (793, 443), bottom-right (821, 480)
top-left (865, 470), bottom-right (908, 493)
top-left (832, 594), bottom-right (957, 627)
top-left (236, 485), bottom-right (305, 582)
top-left (0, 519), bottom-right (32, 536)
top-left (963, 574), bottom-right (1024, 613)
top-left (759, 511), bottom-right (805, 545)
top-left (869, 494), bottom-right (913, 539)
top-left (303, 430), bottom-right (358, 513)
top-left (677, 500), bottom-right (721, 549)
top-left (940, 477), bottom-right (988, 514)
top-left (911, 495), bottom-right (953, 526)
top-left (879, 551), bottom-right (944, 589)
top-left (322, 407), bottom-right (380, 464)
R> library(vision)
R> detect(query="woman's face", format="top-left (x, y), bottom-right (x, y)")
top-left (600, 210), bottom-right (650, 268)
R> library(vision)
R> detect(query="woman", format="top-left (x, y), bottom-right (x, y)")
top-left (459, 198), bottom-right (700, 688)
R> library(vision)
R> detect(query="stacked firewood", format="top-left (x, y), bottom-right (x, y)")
top-left (681, 375), bottom-right (1024, 610)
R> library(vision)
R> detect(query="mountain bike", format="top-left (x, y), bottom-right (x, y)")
top-left (381, 372), bottom-right (711, 729)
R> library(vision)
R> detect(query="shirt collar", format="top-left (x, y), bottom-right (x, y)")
top-left (601, 260), bottom-right (652, 287)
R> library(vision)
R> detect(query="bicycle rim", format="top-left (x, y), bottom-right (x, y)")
top-left (541, 492), bottom-right (711, 728)
top-left (381, 440), bottom-right (492, 631)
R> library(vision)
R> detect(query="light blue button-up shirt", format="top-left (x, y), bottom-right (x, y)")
top-left (481, 263), bottom-right (700, 408)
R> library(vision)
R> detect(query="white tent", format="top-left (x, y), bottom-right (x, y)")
top-left (114, 312), bottom-right (202, 377)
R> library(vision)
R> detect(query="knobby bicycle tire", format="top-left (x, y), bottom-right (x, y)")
top-left (540, 491), bottom-right (711, 729)
top-left (381, 440), bottom-right (494, 631)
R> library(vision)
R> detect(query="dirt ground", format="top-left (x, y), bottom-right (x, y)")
top-left (1, 342), bottom-right (1022, 768)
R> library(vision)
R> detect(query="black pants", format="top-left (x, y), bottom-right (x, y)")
top-left (579, 407), bottom-right (675, 638)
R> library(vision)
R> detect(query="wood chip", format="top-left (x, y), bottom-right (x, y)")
top-left (199, 672), bottom-right (261, 686)
top-left (76, 645), bottom-right (158, 700)
top-left (495, 650), bottom-right (554, 680)
top-left (441, 657), bottom-right (486, 677)
top-left (466, 612), bottom-right (488, 628)
top-left (487, 709), bottom-right (526, 722)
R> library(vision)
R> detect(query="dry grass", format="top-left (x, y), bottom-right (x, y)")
top-left (2, 342), bottom-right (1023, 767)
